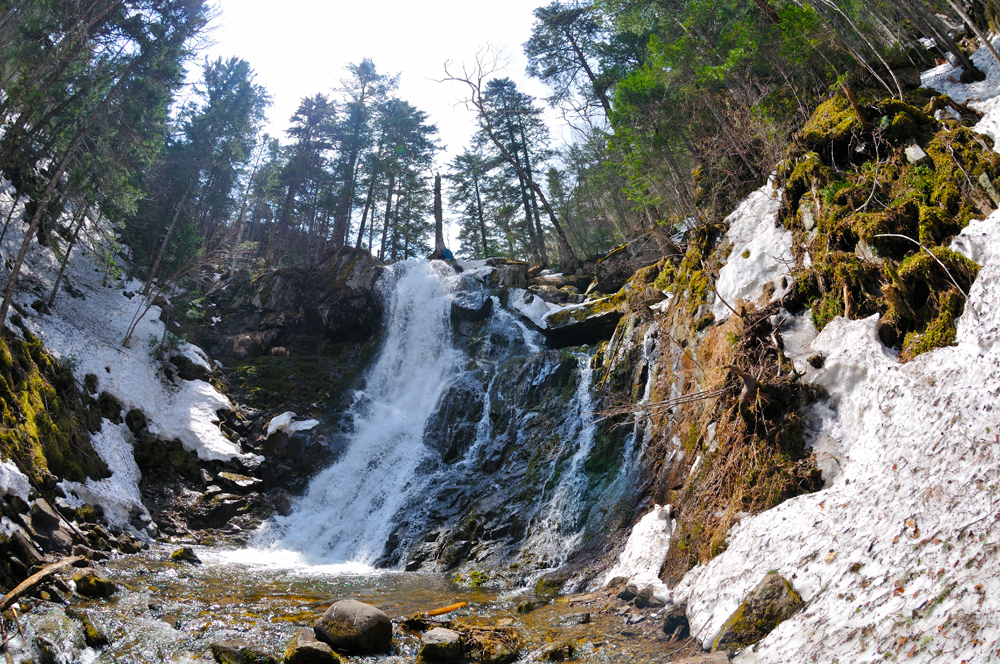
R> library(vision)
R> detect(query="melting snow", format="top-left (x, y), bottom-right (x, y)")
top-left (58, 420), bottom-right (146, 527)
top-left (712, 179), bottom-right (792, 323)
top-left (604, 504), bottom-right (674, 601)
top-left (265, 411), bottom-right (320, 439)
top-left (507, 288), bottom-right (560, 328)
top-left (665, 42), bottom-right (1000, 663)
top-left (0, 190), bottom-right (240, 463)
top-left (0, 458), bottom-right (30, 501)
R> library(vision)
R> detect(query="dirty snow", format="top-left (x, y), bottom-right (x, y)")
top-left (58, 420), bottom-right (146, 527)
top-left (265, 411), bottom-right (319, 439)
top-left (712, 179), bottom-right (792, 322)
top-left (0, 189), bottom-right (240, 464)
top-left (667, 45), bottom-right (1000, 663)
top-left (0, 458), bottom-right (30, 501)
top-left (603, 504), bottom-right (674, 601)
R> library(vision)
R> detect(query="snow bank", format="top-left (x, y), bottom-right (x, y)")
top-left (59, 420), bottom-right (146, 527)
top-left (921, 35), bottom-right (1000, 148)
top-left (265, 411), bottom-right (319, 439)
top-left (603, 504), bottom-right (674, 600)
top-left (0, 190), bottom-right (240, 462)
top-left (670, 50), bottom-right (1000, 661)
top-left (0, 458), bottom-right (30, 501)
top-left (712, 179), bottom-right (792, 322)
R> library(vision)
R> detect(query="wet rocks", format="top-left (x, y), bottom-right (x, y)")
top-left (170, 546), bottom-right (202, 564)
top-left (451, 291), bottom-right (493, 322)
top-left (634, 586), bottom-right (665, 609)
top-left (422, 373), bottom-right (485, 463)
top-left (712, 572), bottom-right (802, 654)
top-left (662, 602), bottom-right (690, 640)
top-left (559, 612), bottom-right (590, 626)
top-left (284, 628), bottom-right (341, 664)
top-left (540, 641), bottom-right (575, 661)
top-left (313, 599), bottom-right (393, 655)
top-left (418, 627), bottom-right (463, 661)
top-left (72, 567), bottom-right (116, 598)
top-left (209, 639), bottom-right (279, 664)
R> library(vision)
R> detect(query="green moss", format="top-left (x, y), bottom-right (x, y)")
top-left (800, 95), bottom-right (861, 148)
top-left (0, 330), bottom-right (108, 485)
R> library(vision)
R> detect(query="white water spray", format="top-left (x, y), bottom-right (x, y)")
top-left (250, 260), bottom-right (462, 565)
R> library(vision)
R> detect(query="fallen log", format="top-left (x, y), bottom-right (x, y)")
top-left (0, 556), bottom-right (84, 613)
top-left (425, 601), bottom-right (468, 617)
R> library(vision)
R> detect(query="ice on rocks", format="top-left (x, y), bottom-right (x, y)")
top-left (265, 411), bottom-right (320, 439)
top-left (712, 179), bottom-right (792, 322)
top-left (0, 458), bottom-right (30, 501)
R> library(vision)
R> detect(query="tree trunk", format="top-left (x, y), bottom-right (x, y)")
top-left (0, 128), bottom-right (86, 326)
top-left (355, 173), bottom-right (377, 249)
top-left (48, 205), bottom-right (88, 307)
top-left (944, 0), bottom-right (1000, 70)
top-left (473, 174), bottom-right (488, 257)
top-left (378, 172), bottom-right (396, 260)
top-left (429, 173), bottom-right (446, 260)
top-left (142, 178), bottom-right (195, 296)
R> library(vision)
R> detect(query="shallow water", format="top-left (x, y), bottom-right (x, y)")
top-left (29, 544), bottom-right (701, 663)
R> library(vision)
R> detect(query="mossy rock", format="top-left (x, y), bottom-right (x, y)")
top-left (799, 95), bottom-right (862, 154)
top-left (209, 640), bottom-right (279, 664)
top-left (170, 546), bottom-right (202, 564)
top-left (712, 573), bottom-right (802, 653)
top-left (72, 567), bottom-right (117, 598)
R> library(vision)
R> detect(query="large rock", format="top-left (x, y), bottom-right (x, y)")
top-left (313, 599), bottom-right (393, 655)
top-left (72, 567), bottom-right (116, 598)
top-left (712, 572), bottom-right (802, 653)
top-left (284, 628), bottom-right (340, 664)
top-left (208, 247), bottom-right (383, 358)
top-left (662, 602), bottom-right (690, 640)
top-left (418, 627), bottom-right (463, 661)
top-left (594, 236), bottom-right (664, 294)
top-left (540, 295), bottom-right (624, 347)
top-left (451, 291), bottom-right (493, 322)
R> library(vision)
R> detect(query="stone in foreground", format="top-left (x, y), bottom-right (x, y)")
top-left (283, 628), bottom-right (340, 664)
top-left (313, 599), bottom-right (392, 655)
top-left (209, 640), bottom-right (278, 664)
top-left (712, 572), bottom-right (802, 653)
top-left (418, 627), bottom-right (462, 661)
top-left (170, 546), bottom-right (202, 564)
top-left (72, 567), bottom-right (116, 598)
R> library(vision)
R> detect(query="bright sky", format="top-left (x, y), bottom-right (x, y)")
top-left (201, 0), bottom-right (559, 167)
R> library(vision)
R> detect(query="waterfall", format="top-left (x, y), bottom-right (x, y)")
top-left (251, 260), bottom-right (462, 565)
top-left (521, 353), bottom-right (598, 567)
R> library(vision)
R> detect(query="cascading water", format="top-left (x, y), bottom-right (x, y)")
top-left (250, 260), bottom-right (462, 565)
top-left (520, 353), bottom-right (598, 567)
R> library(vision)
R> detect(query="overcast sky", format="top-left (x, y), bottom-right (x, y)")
top-left (201, 0), bottom-right (559, 167)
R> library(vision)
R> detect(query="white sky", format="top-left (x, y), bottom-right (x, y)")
top-left (201, 0), bottom-right (561, 168)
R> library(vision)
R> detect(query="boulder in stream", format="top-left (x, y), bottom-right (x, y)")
top-left (313, 599), bottom-right (393, 655)
top-left (284, 628), bottom-right (341, 664)
top-left (72, 567), bottom-right (116, 598)
top-left (418, 627), bottom-right (463, 661)
top-left (209, 639), bottom-right (279, 664)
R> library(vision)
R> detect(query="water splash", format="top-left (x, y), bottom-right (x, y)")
top-left (251, 260), bottom-right (462, 565)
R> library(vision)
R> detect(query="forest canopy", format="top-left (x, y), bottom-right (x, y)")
top-left (0, 0), bottom-right (997, 318)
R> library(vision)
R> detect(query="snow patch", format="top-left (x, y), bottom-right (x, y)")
top-left (712, 180), bottom-right (792, 322)
top-left (0, 189), bottom-right (240, 463)
top-left (265, 411), bottom-right (320, 439)
top-left (603, 504), bottom-right (674, 600)
top-left (0, 458), bottom-right (30, 501)
top-left (59, 420), bottom-right (145, 527)
top-left (951, 209), bottom-right (1000, 265)
top-left (507, 288), bottom-right (559, 329)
